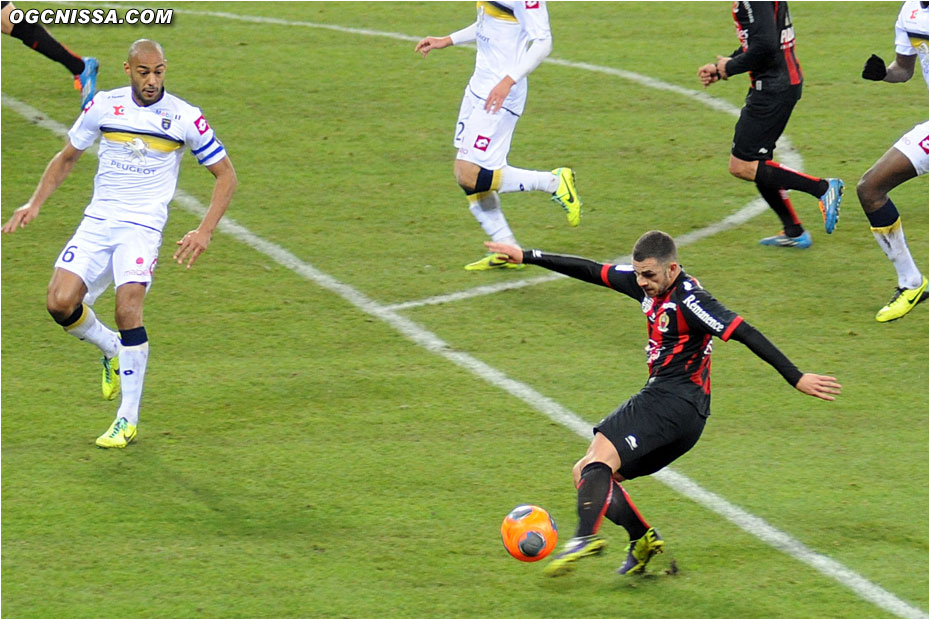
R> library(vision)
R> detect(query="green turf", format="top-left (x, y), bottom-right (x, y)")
top-left (2, 2), bottom-right (927, 618)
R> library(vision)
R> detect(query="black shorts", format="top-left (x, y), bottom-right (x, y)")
top-left (731, 85), bottom-right (802, 162)
top-left (594, 386), bottom-right (706, 480)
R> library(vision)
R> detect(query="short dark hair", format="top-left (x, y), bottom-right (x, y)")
top-left (632, 230), bottom-right (677, 264)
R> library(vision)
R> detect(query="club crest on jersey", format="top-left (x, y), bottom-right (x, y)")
top-left (656, 313), bottom-right (670, 333)
top-left (161, 117), bottom-right (172, 130)
top-left (474, 135), bottom-right (491, 151)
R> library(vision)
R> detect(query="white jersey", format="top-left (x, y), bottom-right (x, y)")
top-left (68, 86), bottom-right (227, 232)
top-left (894, 0), bottom-right (929, 88)
top-left (468, 0), bottom-right (552, 115)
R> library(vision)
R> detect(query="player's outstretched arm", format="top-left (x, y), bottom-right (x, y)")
top-left (414, 35), bottom-right (453, 58)
top-left (2, 141), bottom-right (83, 234)
top-left (484, 241), bottom-right (523, 264)
top-left (794, 373), bottom-right (842, 401)
top-left (174, 156), bottom-right (238, 269)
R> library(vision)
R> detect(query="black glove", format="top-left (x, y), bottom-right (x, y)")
top-left (862, 54), bottom-right (887, 81)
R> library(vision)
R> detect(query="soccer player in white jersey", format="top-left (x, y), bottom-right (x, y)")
top-left (857, 1), bottom-right (929, 322)
top-left (2, 39), bottom-right (237, 447)
top-left (415, 0), bottom-right (582, 271)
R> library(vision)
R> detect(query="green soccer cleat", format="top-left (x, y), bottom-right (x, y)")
top-left (616, 527), bottom-right (664, 575)
top-left (550, 167), bottom-right (582, 227)
top-left (542, 535), bottom-right (607, 577)
top-left (875, 276), bottom-right (928, 323)
top-left (101, 354), bottom-right (120, 401)
top-left (464, 253), bottom-right (526, 271)
top-left (95, 417), bottom-right (137, 449)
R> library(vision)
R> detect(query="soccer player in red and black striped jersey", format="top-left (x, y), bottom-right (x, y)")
top-left (698, 1), bottom-right (844, 249)
top-left (485, 231), bottom-right (841, 577)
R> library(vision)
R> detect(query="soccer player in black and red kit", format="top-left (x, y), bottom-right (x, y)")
top-left (698, 1), bottom-right (844, 249)
top-left (485, 232), bottom-right (841, 577)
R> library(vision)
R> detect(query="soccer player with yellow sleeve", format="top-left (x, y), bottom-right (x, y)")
top-left (416, 1), bottom-right (582, 270)
top-left (2, 39), bottom-right (237, 448)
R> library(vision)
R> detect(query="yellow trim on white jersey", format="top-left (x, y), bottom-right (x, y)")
top-left (478, 1), bottom-right (518, 23)
top-left (101, 131), bottom-right (184, 153)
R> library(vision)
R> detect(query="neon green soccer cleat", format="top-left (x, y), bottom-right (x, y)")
top-left (551, 167), bottom-right (582, 227)
top-left (464, 253), bottom-right (526, 271)
top-left (95, 417), bottom-right (137, 449)
top-left (101, 354), bottom-right (120, 401)
top-left (875, 276), bottom-right (928, 323)
top-left (542, 535), bottom-right (607, 577)
top-left (616, 527), bottom-right (664, 575)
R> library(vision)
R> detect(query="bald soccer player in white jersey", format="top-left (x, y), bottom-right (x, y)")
top-left (2, 39), bottom-right (237, 448)
top-left (858, 0), bottom-right (930, 322)
top-left (416, 0), bottom-right (583, 271)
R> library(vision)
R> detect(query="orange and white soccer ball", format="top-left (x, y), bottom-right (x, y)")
top-left (500, 504), bottom-right (558, 562)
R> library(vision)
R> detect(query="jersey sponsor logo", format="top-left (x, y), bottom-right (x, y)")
top-left (474, 134), bottom-right (491, 151)
top-left (194, 114), bottom-right (210, 135)
top-left (113, 105), bottom-right (125, 116)
top-left (624, 435), bottom-right (638, 450)
top-left (645, 338), bottom-right (661, 363)
top-left (683, 293), bottom-right (725, 332)
top-left (110, 160), bottom-right (156, 175)
top-left (525, 0), bottom-right (540, 8)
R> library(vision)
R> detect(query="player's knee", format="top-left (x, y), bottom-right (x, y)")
top-left (454, 160), bottom-right (478, 193)
top-left (46, 290), bottom-right (79, 325)
top-left (728, 160), bottom-right (754, 181)
top-left (856, 172), bottom-right (885, 212)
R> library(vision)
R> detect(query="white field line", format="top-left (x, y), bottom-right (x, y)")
top-left (58, 1), bottom-right (795, 311)
top-left (4, 94), bottom-right (925, 620)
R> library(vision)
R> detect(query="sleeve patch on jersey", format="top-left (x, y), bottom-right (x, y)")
top-left (525, 1), bottom-right (540, 8)
top-left (194, 114), bottom-right (210, 135)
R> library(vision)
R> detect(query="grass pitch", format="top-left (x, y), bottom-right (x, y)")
top-left (2, 2), bottom-right (927, 618)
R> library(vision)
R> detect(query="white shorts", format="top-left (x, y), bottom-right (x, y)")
top-left (893, 120), bottom-right (929, 176)
top-left (54, 216), bottom-right (162, 306)
top-left (453, 86), bottom-right (521, 170)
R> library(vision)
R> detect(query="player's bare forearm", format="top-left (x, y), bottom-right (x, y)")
top-left (414, 36), bottom-right (452, 58)
top-left (174, 157), bottom-right (237, 269)
top-left (794, 373), bottom-right (842, 401)
top-left (885, 54), bottom-right (917, 82)
top-left (484, 241), bottom-right (523, 264)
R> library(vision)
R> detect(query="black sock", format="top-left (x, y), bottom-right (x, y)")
top-left (605, 480), bottom-right (650, 541)
top-left (10, 22), bottom-right (85, 75)
top-left (755, 160), bottom-right (828, 198)
top-left (574, 462), bottom-right (613, 538)
top-left (755, 182), bottom-right (804, 238)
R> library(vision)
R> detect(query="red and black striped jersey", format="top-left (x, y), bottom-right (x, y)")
top-left (523, 249), bottom-right (804, 415)
top-left (726, 1), bottom-right (803, 91)
top-left (596, 264), bottom-right (742, 407)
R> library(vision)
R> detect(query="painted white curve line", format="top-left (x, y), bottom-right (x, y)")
top-left (0, 48), bottom-right (927, 618)
top-left (62, 2), bottom-right (803, 312)
top-left (5, 94), bottom-right (923, 619)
